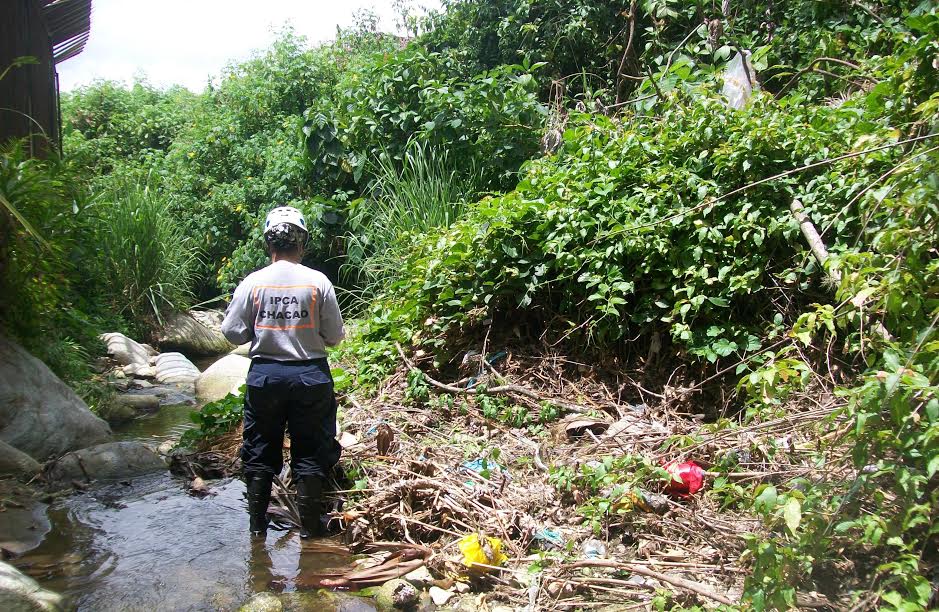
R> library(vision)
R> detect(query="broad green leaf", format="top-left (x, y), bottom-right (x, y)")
top-left (784, 497), bottom-right (801, 532)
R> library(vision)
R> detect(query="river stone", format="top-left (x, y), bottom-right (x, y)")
top-left (239, 593), bottom-right (283, 612)
top-left (0, 335), bottom-right (112, 461)
top-left (46, 441), bottom-right (166, 482)
top-left (99, 332), bottom-right (152, 367)
top-left (154, 352), bottom-right (200, 385)
top-left (0, 560), bottom-right (64, 611)
top-left (97, 401), bottom-right (137, 425)
top-left (0, 439), bottom-right (41, 479)
top-left (159, 312), bottom-right (235, 357)
top-left (230, 342), bottom-right (251, 357)
top-left (113, 394), bottom-right (160, 414)
top-left (374, 579), bottom-right (417, 610)
top-left (122, 363), bottom-right (156, 378)
top-left (279, 592), bottom-right (377, 612)
top-left (195, 354), bottom-right (251, 403)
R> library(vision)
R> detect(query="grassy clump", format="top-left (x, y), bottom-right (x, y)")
top-left (96, 181), bottom-right (198, 326)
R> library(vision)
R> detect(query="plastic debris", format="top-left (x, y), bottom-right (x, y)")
top-left (532, 528), bottom-right (564, 550)
top-left (564, 418), bottom-right (610, 439)
top-left (365, 420), bottom-right (385, 436)
top-left (337, 432), bottom-right (359, 449)
top-left (721, 50), bottom-right (758, 109)
top-left (630, 489), bottom-right (670, 513)
top-left (461, 458), bottom-right (507, 477)
top-left (429, 586), bottom-right (456, 606)
top-left (458, 534), bottom-right (508, 570)
top-left (664, 461), bottom-right (705, 497)
top-left (581, 538), bottom-right (607, 559)
top-left (487, 350), bottom-right (508, 365)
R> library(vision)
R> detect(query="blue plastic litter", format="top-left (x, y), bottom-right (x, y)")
top-left (461, 458), bottom-right (507, 476)
top-left (366, 420), bottom-right (385, 436)
top-left (534, 528), bottom-right (564, 548)
top-left (487, 350), bottom-right (508, 365)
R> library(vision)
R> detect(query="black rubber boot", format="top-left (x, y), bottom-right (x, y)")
top-left (245, 472), bottom-right (273, 538)
top-left (296, 475), bottom-right (325, 539)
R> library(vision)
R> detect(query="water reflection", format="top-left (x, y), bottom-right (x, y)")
top-left (15, 474), bottom-right (356, 611)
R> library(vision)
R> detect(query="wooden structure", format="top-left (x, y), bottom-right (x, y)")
top-left (0, 0), bottom-right (92, 156)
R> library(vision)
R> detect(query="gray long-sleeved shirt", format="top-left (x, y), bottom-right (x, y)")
top-left (221, 260), bottom-right (345, 361)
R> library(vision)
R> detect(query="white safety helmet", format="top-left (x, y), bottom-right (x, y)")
top-left (264, 206), bottom-right (307, 234)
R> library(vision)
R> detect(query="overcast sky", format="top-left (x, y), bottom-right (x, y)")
top-left (58, 0), bottom-right (440, 92)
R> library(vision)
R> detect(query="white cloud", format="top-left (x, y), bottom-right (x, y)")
top-left (57, 0), bottom-right (440, 92)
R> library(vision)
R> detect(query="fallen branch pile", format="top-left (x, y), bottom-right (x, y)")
top-left (198, 341), bottom-right (849, 608)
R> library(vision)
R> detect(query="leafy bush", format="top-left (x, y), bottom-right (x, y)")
top-left (304, 48), bottom-right (546, 192)
top-left (62, 80), bottom-right (196, 177)
top-left (178, 389), bottom-right (245, 448)
top-left (375, 90), bottom-right (903, 361)
top-left (96, 182), bottom-right (198, 326)
top-left (0, 140), bottom-right (121, 384)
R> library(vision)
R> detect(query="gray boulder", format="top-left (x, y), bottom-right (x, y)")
top-left (46, 441), bottom-right (166, 482)
top-left (99, 332), bottom-right (154, 367)
top-left (0, 335), bottom-right (112, 461)
top-left (159, 312), bottom-right (235, 357)
top-left (195, 354), bottom-right (250, 403)
top-left (98, 394), bottom-right (160, 425)
top-left (154, 352), bottom-right (200, 385)
top-left (0, 439), bottom-right (41, 479)
top-left (0, 560), bottom-right (63, 611)
top-left (122, 363), bottom-right (156, 378)
top-left (112, 394), bottom-right (160, 414)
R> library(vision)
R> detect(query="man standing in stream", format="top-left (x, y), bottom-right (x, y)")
top-left (221, 206), bottom-right (345, 539)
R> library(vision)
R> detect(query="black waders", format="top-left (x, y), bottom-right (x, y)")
top-left (246, 472), bottom-right (273, 537)
top-left (296, 475), bottom-right (325, 538)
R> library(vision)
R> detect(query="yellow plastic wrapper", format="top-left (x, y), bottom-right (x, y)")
top-left (458, 534), bottom-right (508, 570)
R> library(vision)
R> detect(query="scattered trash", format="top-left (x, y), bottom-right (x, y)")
top-left (429, 585), bottom-right (456, 606)
top-left (564, 418), bottom-right (610, 439)
top-left (487, 350), bottom-right (508, 366)
top-left (721, 49), bottom-right (757, 109)
top-left (581, 538), bottom-right (607, 559)
top-left (337, 432), bottom-right (359, 449)
top-left (664, 461), bottom-right (705, 497)
top-left (726, 448), bottom-right (752, 465)
top-left (458, 534), bottom-right (508, 570)
top-left (365, 420), bottom-right (385, 436)
top-left (532, 528), bottom-right (564, 550)
top-left (461, 458), bottom-right (507, 478)
top-left (460, 349), bottom-right (480, 367)
top-left (628, 489), bottom-right (670, 514)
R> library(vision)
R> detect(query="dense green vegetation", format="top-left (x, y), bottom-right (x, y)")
top-left (1, 0), bottom-right (936, 608)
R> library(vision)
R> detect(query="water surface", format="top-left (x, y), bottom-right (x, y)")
top-left (15, 378), bottom-right (365, 611)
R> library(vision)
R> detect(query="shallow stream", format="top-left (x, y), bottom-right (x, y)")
top-left (14, 398), bottom-right (370, 611)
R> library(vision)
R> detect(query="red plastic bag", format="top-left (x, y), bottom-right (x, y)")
top-left (664, 461), bottom-right (704, 497)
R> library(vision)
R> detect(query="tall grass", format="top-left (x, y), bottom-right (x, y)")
top-left (344, 142), bottom-right (482, 305)
top-left (97, 182), bottom-right (199, 326)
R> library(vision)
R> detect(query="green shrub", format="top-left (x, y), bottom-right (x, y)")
top-left (376, 91), bottom-right (896, 357)
top-left (303, 48), bottom-right (546, 193)
top-left (178, 389), bottom-right (245, 448)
